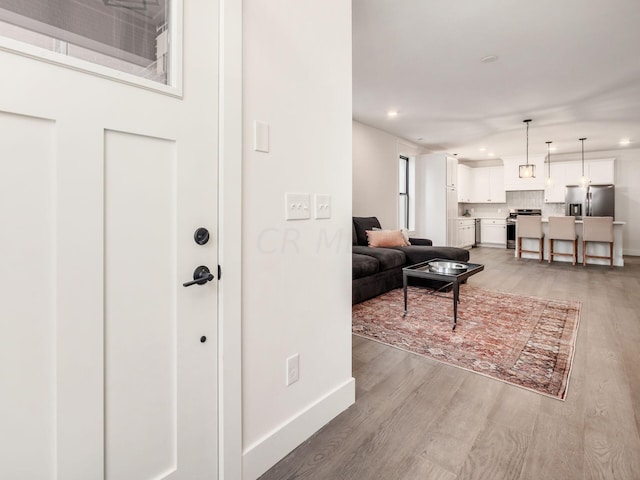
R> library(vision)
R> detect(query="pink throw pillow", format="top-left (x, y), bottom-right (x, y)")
top-left (366, 229), bottom-right (409, 247)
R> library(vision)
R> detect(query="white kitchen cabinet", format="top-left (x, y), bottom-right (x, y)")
top-left (470, 166), bottom-right (506, 203)
top-left (563, 162), bottom-right (583, 186)
top-left (544, 158), bottom-right (615, 203)
top-left (457, 218), bottom-right (475, 248)
top-left (490, 167), bottom-right (506, 202)
top-left (586, 159), bottom-right (615, 184)
top-left (502, 155), bottom-right (546, 191)
top-left (544, 168), bottom-right (566, 203)
top-left (481, 218), bottom-right (506, 246)
top-left (446, 156), bottom-right (458, 187)
top-left (457, 164), bottom-right (472, 202)
top-left (470, 168), bottom-right (489, 202)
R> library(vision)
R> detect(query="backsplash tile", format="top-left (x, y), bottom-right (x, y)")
top-left (459, 190), bottom-right (565, 217)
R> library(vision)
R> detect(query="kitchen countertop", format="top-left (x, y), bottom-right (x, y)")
top-left (539, 217), bottom-right (625, 225)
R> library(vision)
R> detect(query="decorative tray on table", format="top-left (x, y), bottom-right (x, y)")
top-left (427, 261), bottom-right (468, 274)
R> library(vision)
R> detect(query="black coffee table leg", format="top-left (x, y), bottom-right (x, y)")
top-left (403, 274), bottom-right (408, 314)
top-left (452, 281), bottom-right (460, 330)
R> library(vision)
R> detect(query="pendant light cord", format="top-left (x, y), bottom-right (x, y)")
top-left (546, 141), bottom-right (552, 178)
top-left (524, 119), bottom-right (532, 166)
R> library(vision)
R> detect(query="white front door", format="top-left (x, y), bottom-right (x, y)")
top-left (0, 2), bottom-right (219, 479)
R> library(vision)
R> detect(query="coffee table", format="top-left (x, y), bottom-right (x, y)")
top-left (403, 258), bottom-right (484, 330)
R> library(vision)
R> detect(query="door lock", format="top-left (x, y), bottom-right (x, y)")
top-left (194, 227), bottom-right (210, 245)
top-left (183, 265), bottom-right (214, 287)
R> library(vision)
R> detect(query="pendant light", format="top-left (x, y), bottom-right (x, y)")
top-left (545, 141), bottom-right (553, 186)
top-left (519, 119), bottom-right (536, 178)
top-left (579, 137), bottom-right (588, 186)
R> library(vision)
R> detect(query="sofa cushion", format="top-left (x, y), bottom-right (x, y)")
top-left (388, 245), bottom-right (470, 266)
top-left (366, 229), bottom-right (409, 247)
top-left (352, 222), bottom-right (358, 246)
top-left (353, 216), bottom-right (381, 246)
top-left (408, 237), bottom-right (433, 246)
top-left (352, 253), bottom-right (380, 279)
top-left (352, 246), bottom-right (406, 271)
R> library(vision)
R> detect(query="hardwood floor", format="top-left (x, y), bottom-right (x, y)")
top-left (260, 247), bottom-right (640, 479)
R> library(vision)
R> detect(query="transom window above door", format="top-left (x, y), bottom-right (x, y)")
top-left (0, 0), bottom-right (179, 93)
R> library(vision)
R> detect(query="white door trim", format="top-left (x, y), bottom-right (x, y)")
top-left (218, 0), bottom-right (243, 477)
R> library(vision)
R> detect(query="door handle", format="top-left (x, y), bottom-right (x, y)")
top-left (183, 265), bottom-right (214, 287)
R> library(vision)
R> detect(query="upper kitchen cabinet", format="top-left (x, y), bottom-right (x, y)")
top-left (544, 158), bottom-right (615, 203)
top-left (586, 159), bottom-right (615, 184)
top-left (566, 158), bottom-right (615, 184)
top-left (502, 155), bottom-right (546, 191)
top-left (469, 165), bottom-right (506, 203)
top-left (457, 164), bottom-right (472, 202)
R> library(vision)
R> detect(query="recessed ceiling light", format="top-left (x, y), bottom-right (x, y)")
top-left (480, 55), bottom-right (499, 63)
top-left (488, 152), bottom-right (495, 157)
top-left (549, 146), bottom-right (558, 152)
top-left (619, 138), bottom-right (631, 146)
top-left (479, 147), bottom-right (486, 152)
top-left (387, 110), bottom-right (398, 118)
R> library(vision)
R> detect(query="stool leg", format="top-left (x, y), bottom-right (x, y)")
top-left (573, 238), bottom-right (577, 266)
top-left (539, 238), bottom-right (543, 262)
top-left (583, 240), bottom-right (586, 266)
top-left (548, 239), bottom-right (553, 263)
top-left (517, 237), bottom-right (521, 259)
top-left (610, 242), bottom-right (614, 268)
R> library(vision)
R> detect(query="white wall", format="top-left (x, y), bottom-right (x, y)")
top-left (551, 148), bottom-right (640, 255)
top-left (352, 120), bottom-right (420, 229)
top-left (242, 2), bottom-right (354, 479)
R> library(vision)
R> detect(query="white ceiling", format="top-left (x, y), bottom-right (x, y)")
top-left (352, 0), bottom-right (640, 161)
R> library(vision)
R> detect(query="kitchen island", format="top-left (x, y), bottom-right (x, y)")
top-left (515, 218), bottom-right (625, 266)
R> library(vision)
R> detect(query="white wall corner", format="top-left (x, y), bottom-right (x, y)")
top-left (242, 378), bottom-right (355, 480)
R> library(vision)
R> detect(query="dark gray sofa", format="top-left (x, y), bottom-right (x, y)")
top-left (352, 216), bottom-right (470, 304)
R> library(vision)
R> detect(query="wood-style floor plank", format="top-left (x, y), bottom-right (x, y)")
top-left (259, 248), bottom-right (640, 480)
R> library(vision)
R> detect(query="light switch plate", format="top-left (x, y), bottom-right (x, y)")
top-left (314, 194), bottom-right (331, 219)
top-left (286, 353), bottom-right (299, 386)
top-left (285, 193), bottom-right (310, 220)
top-left (254, 121), bottom-right (269, 153)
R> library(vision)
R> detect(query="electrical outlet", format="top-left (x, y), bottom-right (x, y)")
top-left (286, 353), bottom-right (299, 386)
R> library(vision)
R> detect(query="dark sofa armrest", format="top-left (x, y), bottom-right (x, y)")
top-left (409, 237), bottom-right (433, 246)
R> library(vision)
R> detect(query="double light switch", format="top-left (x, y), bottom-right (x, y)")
top-left (285, 193), bottom-right (331, 220)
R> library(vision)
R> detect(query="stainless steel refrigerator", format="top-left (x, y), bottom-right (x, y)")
top-left (565, 184), bottom-right (615, 219)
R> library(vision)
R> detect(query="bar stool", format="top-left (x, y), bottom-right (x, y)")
top-left (517, 215), bottom-right (543, 262)
top-left (582, 216), bottom-right (614, 267)
top-left (548, 216), bottom-right (578, 265)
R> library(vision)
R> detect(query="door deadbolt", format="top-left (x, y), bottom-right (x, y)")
top-left (194, 227), bottom-right (210, 245)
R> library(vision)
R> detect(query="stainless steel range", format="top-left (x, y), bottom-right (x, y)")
top-left (506, 208), bottom-right (542, 249)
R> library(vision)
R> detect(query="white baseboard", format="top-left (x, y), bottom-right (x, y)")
top-left (623, 249), bottom-right (640, 257)
top-left (242, 377), bottom-right (356, 480)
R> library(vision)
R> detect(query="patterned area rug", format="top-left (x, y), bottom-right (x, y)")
top-left (352, 286), bottom-right (581, 400)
